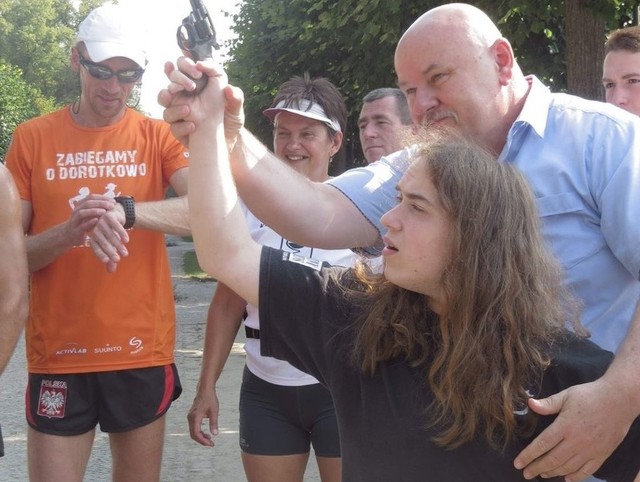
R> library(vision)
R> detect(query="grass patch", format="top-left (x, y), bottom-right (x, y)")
top-left (182, 250), bottom-right (215, 281)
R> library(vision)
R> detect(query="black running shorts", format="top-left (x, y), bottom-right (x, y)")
top-left (26, 364), bottom-right (182, 435)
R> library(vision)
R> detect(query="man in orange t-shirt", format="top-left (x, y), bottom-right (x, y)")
top-left (5, 5), bottom-right (189, 481)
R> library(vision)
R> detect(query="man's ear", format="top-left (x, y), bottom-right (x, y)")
top-left (492, 38), bottom-right (515, 86)
top-left (71, 45), bottom-right (82, 73)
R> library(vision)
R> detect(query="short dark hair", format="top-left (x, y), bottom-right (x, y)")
top-left (270, 73), bottom-right (347, 135)
top-left (605, 25), bottom-right (640, 55)
top-left (362, 88), bottom-right (412, 125)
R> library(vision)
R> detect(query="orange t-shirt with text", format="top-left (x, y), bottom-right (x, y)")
top-left (6, 106), bottom-right (189, 374)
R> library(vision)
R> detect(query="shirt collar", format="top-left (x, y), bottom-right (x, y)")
top-left (513, 75), bottom-right (551, 138)
top-left (499, 75), bottom-right (551, 162)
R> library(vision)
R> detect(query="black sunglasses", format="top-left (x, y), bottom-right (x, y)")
top-left (78, 54), bottom-right (144, 83)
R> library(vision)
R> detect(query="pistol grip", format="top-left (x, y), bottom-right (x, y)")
top-left (185, 75), bottom-right (208, 96)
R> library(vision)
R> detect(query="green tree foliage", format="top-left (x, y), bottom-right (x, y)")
top-left (227, 0), bottom-right (426, 169)
top-left (481, 0), bottom-right (638, 95)
top-left (0, 0), bottom-right (103, 104)
top-left (0, 0), bottom-right (106, 162)
top-left (1, 0), bottom-right (77, 103)
top-left (0, 62), bottom-right (56, 162)
top-left (226, 0), bottom-right (639, 169)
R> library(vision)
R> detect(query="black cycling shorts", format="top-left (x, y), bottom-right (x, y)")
top-left (239, 366), bottom-right (340, 457)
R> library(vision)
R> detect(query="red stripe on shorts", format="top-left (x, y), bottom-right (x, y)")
top-left (25, 380), bottom-right (35, 426)
top-left (155, 365), bottom-right (174, 416)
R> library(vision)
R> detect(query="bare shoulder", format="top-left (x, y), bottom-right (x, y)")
top-left (0, 163), bottom-right (18, 201)
top-left (0, 162), bottom-right (10, 181)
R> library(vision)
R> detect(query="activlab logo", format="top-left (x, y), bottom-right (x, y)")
top-left (129, 337), bottom-right (144, 355)
top-left (55, 342), bottom-right (88, 356)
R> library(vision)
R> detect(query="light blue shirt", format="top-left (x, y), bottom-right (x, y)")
top-left (328, 75), bottom-right (640, 353)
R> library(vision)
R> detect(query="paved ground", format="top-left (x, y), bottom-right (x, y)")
top-left (0, 236), bottom-right (321, 481)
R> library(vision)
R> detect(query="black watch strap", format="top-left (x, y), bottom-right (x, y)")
top-left (114, 196), bottom-right (136, 229)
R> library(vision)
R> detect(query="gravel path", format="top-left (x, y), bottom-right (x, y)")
top-left (0, 236), bottom-right (321, 481)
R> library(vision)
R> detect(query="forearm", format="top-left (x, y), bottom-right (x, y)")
top-left (183, 70), bottom-right (261, 306)
top-left (232, 128), bottom-right (378, 249)
top-left (0, 272), bottom-right (28, 375)
top-left (232, 128), bottom-right (329, 246)
top-left (189, 118), bottom-right (260, 303)
top-left (87, 194), bottom-right (189, 272)
top-left (190, 119), bottom-right (237, 259)
top-left (196, 283), bottom-right (245, 392)
top-left (26, 223), bottom-right (78, 272)
top-left (26, 195), bottom-right (114, 272)
top-left (0, 180), bottom-right (29, 374)
top-left (133, 196), bottom-right (190, 236)
top-left (0, 297), bottom-right (27, 375)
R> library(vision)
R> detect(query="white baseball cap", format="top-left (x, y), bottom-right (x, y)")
top-left (263, 99), bottom-right (342, 132)
top-left (76, 4), bottom-right (147, 68)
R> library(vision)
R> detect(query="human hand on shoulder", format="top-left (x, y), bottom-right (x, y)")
top-left (514, 377), bottom-right (635, 481)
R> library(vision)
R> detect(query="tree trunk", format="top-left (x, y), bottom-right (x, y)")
top-left (564, 0), bottom-right (606, 100)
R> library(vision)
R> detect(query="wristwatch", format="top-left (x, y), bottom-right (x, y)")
top-left (114, 196), bottom-right (136, 229)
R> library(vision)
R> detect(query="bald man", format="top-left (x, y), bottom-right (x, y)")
top-left (159, 4), bottom-right (640, 481)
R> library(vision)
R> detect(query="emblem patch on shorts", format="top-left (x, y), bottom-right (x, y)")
top-left (37, 379), bottom-right (67, 419)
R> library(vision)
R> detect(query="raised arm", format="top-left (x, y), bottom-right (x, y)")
top-left (176, 61), bottom-right (261, 307)
top-left (160, 57), bottom-right (379, 250)
top-left (0, 165), bottom-right (28, 375)
top-left (230, 127), bottom-right (378, 249)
